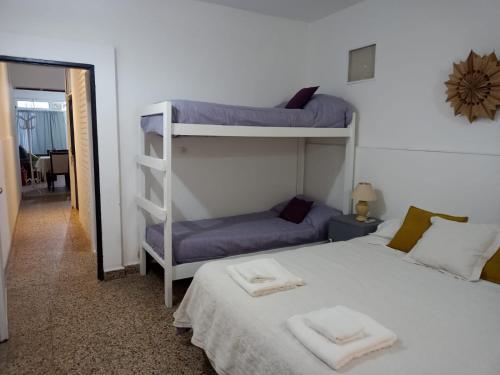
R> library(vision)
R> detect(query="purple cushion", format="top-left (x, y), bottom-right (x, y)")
top-left (271, 195), bottom-right (308, 213)
top-left (285, 86), bottom-right (319, 109)
top-left (279, 197), bottom-right (314, 224)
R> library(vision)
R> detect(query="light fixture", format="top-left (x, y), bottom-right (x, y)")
top-left (352, 182), bottom-right (377, 222)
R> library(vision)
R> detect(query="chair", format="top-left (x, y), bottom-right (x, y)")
top-left (47, 150), bottom-right (70, 192)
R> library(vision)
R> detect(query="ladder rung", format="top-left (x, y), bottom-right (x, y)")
top-left (136, 196), bottom-right (166, 220)
top-left (142, 241), bottom-right (165, 266)
top-left (137, 155), bottom-right (167, 171)
top-left (141, 102), bottom-right (169, 117)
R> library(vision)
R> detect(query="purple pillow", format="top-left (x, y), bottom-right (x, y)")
top-left (271, 195), bottom-right (308, 213)
top-left (279, 197), bottom-right (314, 224)
top-left (285, 86), bottom-right (319, 109)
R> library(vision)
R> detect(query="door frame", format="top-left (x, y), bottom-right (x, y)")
top-left (0, 231), bottom-right (8, 343)
top-left (0, 55), bottom-right (104, 280)
top-left (0, 181), bottom-right (8, 344)
top-left (66, 94), bottom-right (79, 209)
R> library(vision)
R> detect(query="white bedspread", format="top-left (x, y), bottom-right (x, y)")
top-left (173, 237), bottom-right (500, 375)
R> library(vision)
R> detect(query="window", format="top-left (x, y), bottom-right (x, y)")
top-left (16, 100), bottom-right (50, 110)
top-left (50, 102), bottom-right (67, 111)
top-left (16, 100), bottom-right (68, 155)
top-left (348, 44), bottom-right (376, 83)
top-left (16, 100), bottom-right (66, 111)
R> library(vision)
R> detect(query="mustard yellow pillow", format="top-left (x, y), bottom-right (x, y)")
top-left (482, 247), bottom-right (500, 284)
top-left (388, 206), bottom-right (468, 253)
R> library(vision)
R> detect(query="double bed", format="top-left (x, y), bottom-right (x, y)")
top-left (174, 236), bottom-right (500, 375)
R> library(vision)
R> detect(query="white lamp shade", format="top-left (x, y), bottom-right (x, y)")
top-left (352, 182), bottom-right (377, 202)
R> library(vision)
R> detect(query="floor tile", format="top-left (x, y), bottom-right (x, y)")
top-left (1, 194), bottom-right (215, 374)
top-left (0, 329), bottom-right (54, 375)
top-left (6, 285), bottom-right (53, 336)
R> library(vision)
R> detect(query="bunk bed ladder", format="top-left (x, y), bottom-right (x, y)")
top-left (137, 102), bottom-right (173, 308)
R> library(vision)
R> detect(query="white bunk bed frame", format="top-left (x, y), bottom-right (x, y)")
top-left (137, 101), bottom-right (356, 307)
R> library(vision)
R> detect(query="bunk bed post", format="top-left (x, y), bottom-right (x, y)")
top-left (138, 116), bottom-right (147, 276)
top-left (296, 138), bottom-right (306, 195)
top-left (162, 101), bottom-right (174, 308)
top-left (343, 113), bottom-right (356, 214)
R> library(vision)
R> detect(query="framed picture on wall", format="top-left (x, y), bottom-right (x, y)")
top-left (347, 43), bottom-right (377, 84)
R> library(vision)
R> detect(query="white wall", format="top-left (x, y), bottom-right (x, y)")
top-left (304, 142), bottom-right (347, 211)
top-left (0, 0), bottom-right (308, 267)
top-left (0, 34), bottom-right (122, 272)
top-left (145, 135), bottom-right (300, 221)
top-left (2, 0), bottom-right (499, 270)
top-left (8, 63), bottom-right (65, 91)
top-left (306, 0), bottom-right (500, 222)
top-left (0, 63), bottom-right (21, 268)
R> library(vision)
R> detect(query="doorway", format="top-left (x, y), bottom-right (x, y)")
top-left (0, 56), bottom-right (104, 280)
top-left (1, 56), bottom-right (104, 279)
top-left (0, 56), bottom-right (105, 341)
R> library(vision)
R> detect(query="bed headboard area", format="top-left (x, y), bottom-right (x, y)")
top-left (355, 146), bottom-right (500, 223)
top-left (305, 144), bottom-right (500, 224)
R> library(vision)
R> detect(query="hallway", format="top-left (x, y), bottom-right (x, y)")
top-left (0, 196), bottom-right (214, 374)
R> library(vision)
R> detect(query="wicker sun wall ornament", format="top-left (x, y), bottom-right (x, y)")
top-left (445, 50), bottom-right (500, 123)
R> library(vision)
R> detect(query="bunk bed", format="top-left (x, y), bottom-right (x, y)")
top-left (137, 97), bottom-right (356, 307)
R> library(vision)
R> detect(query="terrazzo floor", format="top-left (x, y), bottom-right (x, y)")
top-left (0, 194), bottom-right (216, 374)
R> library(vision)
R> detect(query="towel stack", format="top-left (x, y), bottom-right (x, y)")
top-left (287, 306), bottom-right (397, 370)
top-left (227, 258), bottom-right (304, 297)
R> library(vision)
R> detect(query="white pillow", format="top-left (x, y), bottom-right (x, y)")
top-left (371, 219), bottom-right (402, 240)
top-left (405, 217), bottom-right (500, 281)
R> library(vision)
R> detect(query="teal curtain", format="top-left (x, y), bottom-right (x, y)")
top-left (17, 109), bottom-right (67, 155)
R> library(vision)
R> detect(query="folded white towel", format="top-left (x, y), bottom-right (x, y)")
top-left (287, 308), bottom-right (397, 370)
top-left (234, 258), bottom-right (277, 283)
top-left (227, 258), bottom-right (304, 297)
top-left (303, 306), bottom-right (364, 344)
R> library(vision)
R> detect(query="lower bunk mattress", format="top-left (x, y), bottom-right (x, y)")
top-left (146, 203), bottom-right (341, 265)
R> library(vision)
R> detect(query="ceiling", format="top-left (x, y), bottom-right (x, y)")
top-left (8, 63), bottom-right (66, 91)
top-left (196, 0), bottom-right (365, 22)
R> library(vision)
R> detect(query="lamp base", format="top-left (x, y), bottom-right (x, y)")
top-left (355, 200), bottom-right (369, 222)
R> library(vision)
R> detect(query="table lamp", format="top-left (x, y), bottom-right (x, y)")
top-left (352, 182), bottom-right (376, 222)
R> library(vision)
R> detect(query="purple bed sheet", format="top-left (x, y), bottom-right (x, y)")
top-left (140, 94), bottom-right (353, 136)
top-left (146, 202), bottom-right (341, 265)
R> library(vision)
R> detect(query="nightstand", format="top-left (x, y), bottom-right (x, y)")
top-left (328, 214), bottom-right (382, 242)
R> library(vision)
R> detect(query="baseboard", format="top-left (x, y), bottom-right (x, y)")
top-left (103, 264), bottom-right (139, 281)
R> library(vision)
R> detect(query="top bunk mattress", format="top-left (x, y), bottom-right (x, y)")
top-left (141, 94), bottom-right (353, 136)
